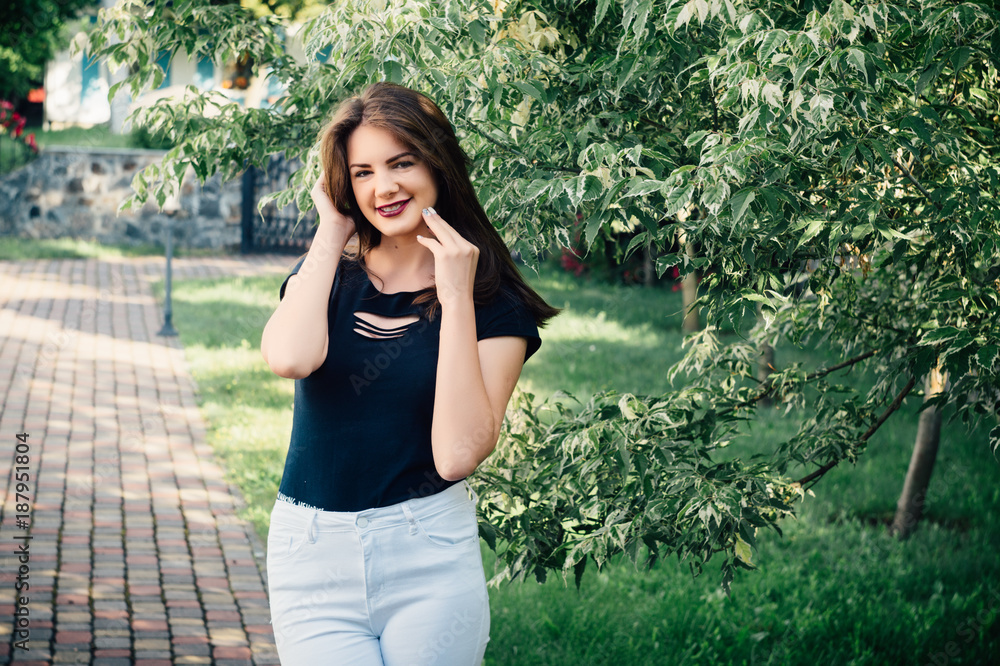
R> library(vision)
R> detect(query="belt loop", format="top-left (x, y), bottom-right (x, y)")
top-left (464, 480), bottom-right (478, 503)
top-left (401, 502), bottom-right (418, 535)
top-left (306, 511), bottom-right (318, 544)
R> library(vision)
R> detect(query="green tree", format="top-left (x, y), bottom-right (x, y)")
top-left (0, 0), bottom-right (100, 102)
top-left (85, 0), bottom-right (1000, 591)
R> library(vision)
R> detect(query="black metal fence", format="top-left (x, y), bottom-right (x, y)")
top-left (241, 154), bottom-right (315, 254)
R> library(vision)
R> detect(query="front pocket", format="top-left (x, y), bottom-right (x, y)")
top-left (266, 520), bottom-right (309, 564)
top-left (414, 503), bottom-right (479, 549)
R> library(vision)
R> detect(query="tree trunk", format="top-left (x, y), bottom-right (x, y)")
top-left (680, 231), bottom-right (700, 333)
top-left (890, 366), bottom-right (947, 538)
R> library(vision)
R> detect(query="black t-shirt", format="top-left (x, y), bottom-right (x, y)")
top-left (275, 256), bottom-right (541, 512)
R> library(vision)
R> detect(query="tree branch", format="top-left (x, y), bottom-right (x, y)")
top-left (795, 374), bottom-right (917, 488)
top-left (807, 349), bottom-right (881, 382)
top-left (851, 312), bottom-right (910, 336)
top-left (740, 349), bottom-right (879, 409)
top-left (889, 155), bottom-right (942, 211)
top-left (462, 120), bottom-right (579, 174)
top-left (799, 175), bottom-right (907, 195)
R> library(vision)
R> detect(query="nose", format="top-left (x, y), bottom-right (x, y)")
top-left (374, 168), bottom-right (399, 200)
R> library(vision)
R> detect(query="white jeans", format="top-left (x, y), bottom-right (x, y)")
top-left (266, 481), bottom-right (490, 665)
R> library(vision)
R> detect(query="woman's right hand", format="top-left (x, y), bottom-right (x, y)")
top-left (311, 171), bottom-right (356, 238)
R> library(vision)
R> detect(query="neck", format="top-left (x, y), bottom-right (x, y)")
top-left (365, 235), bottom-right (435, 287)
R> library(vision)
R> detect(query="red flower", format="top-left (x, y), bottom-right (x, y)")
top-left (25, 133), bottom-right (38, 152)
top-left (10, 112), bottom-right (25, 137)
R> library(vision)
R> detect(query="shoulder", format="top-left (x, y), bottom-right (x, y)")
top-left (279, 253), bottom-right (363, 301)
top-left (475, 280), bottom-right (542, 362)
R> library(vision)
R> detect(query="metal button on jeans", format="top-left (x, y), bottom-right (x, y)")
top-left (357, 517), bottom-right (369, 528)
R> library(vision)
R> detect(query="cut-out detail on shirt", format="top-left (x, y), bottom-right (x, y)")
top-left (353, 311), bottom-right (420, 339)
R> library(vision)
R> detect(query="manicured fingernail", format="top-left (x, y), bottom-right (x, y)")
top-left (427, 206), bottom-right (436, 216)
top-left (422, 208), bottom-right (429, 216)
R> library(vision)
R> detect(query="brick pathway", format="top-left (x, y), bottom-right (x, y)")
top-left (0, 253), bottom-right (301, 665)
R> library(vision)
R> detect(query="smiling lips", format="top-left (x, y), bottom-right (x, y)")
top-left (377, 198), bottom-right (411, 217)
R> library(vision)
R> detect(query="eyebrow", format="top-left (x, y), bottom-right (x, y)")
top-left (349, 151), bottom-right (416, 169)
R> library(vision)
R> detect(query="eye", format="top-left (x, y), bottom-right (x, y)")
top-left (353, 170), bottom-right (370, 178)
top-left (395, 160), bottom-right (414, 168)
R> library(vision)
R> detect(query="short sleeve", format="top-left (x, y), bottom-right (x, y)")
top-left (476, 287), bottom-right (542, 363)
top-left (278, 255), bottom-right (308, 301)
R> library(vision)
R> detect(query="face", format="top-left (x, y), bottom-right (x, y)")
top-left (346, 124), bottom-right (438, 240)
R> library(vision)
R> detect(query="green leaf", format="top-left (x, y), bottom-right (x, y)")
top-left (950, 46), bottom-right (972, 72)
top-left (730, 188), bottom-right (756, 224)
top-left (685, 130), bottom-right (709, 148)
top-left (478, 519), bottom-right (497, 551)
top-left (584, 209), bottom-right (608, 247)
top-left (757, 30), bottom-right (787, 62)
top-left (624, 232), bottom-right (650, 260)
top-left (921, 327), bottom-right (960, 344)
top-left (664, 183), bottom-right (696, 217)
top-left (469, 18), bottom-right (486, 45)
top-left (977, 346), bottom-right (999, 370)
top-left (594, 0), bottom-right (613, 29)
top-left (900, 115), bottom-right (934, 149)
top-left (870, 140), bottom-right (893, 166)
top-left (915, 60), bottom-right (945, 96)
top-left (619, 394), bottom-right (638, 420)
top-left (847, 48), bottom-right (868, 83)
top-left (580, 175), bottom-right (604, 202)
top-left (383, 59), bottom-right (405, 84)
top-left (795, 218), bottom-right (825, 250)
top-left (625, 177), bottom-right (663, 198)
top-left (511, 80), bottom-right (547, 104)
top-left (524, 178), bottom-right (551, 202)
top-left (655, 254), bottom-right (679, 278)
top-left (573, 556), bottom-right (587, 590)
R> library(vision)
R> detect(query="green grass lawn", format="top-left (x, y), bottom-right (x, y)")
top-left (34, 124), bottom-right (136, 150)
top-left (1, 125), bottom-right (141, 176)
top-left (147, 259), bottom-right (1000, 665)
top-left (0, 236), bottom-right (224, 260)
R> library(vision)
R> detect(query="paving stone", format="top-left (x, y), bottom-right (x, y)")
top-left (0, 256), bottom-right (287, 665)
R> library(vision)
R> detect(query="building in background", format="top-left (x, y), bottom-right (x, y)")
top-left (43, 1), bottom-right (317, 132)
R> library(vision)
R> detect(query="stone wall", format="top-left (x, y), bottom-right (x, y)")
top-left (0, 147), bottom-right (244, 250)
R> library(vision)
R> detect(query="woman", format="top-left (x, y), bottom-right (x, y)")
top-left (259, 81), bottom-right (559, 664)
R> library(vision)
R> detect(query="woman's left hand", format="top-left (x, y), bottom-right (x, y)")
top-left (416, 207), bottom-right (479, 307)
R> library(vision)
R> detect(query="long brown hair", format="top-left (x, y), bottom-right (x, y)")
top-left (315, 81), bottom-right (559, 326)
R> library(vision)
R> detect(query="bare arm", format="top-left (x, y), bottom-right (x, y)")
top-left (415, 207), bottom-right (528, 480)
top-left (260, 175), bottom-right (356, 379)
top-left (434, 310), bottom-right (527, 481)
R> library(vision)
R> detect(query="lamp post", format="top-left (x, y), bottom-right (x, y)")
top-left (157, 192), bottom-right (180, 337)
